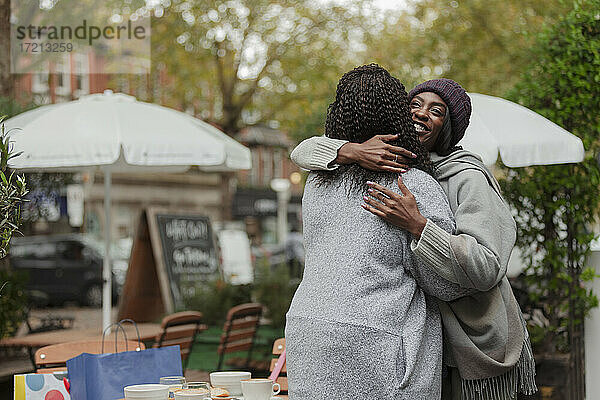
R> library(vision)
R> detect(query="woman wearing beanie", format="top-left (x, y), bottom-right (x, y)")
top-left (290, 77), bottom-right (537, 400)
top-left (286, 65), bottom-right (473, 400)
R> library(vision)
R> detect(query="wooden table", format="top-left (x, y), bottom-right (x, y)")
top-left (0, 323), bottom-right (163, 368)
top-left (0, 323), bottom-right (163, 348)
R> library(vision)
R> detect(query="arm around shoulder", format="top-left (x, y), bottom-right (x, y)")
top-left (290, 136), bottom-right (348, 171)
top-left (401, 170), bottom-right (475, 300)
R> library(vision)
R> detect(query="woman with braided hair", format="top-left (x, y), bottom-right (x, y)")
top-left (290, 77), bottom-right (537, 400)
top-left (285, 64), bottom-right (471, 399)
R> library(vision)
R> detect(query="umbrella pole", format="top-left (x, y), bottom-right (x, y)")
top-left (102, 169), bottom-right (112, 331)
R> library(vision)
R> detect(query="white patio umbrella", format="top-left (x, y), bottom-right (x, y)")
top-left (461, 93), bottom-right (585, 167)
top-left (461, 93), bottom-right (585, 287)
top-left (5, 91), bottom-right (251, 330)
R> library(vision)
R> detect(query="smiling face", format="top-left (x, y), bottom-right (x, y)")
top-left (410, 92), bottom-right (448, 151)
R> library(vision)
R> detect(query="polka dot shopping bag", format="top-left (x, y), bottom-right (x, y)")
top-left (14, 372), bottom-right (70, 400)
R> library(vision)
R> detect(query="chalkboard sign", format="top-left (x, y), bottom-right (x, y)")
top-left (117, 208), bottom-right (219, 322)
top-left (154, 213), bottom-right (218, 309)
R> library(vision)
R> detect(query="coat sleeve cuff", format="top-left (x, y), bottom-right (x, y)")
top-left (410, 219), bottom-right (457, 283)
top-left (309, 138), bottom-right (348, 170)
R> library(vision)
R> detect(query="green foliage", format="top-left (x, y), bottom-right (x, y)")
top-left (252, 261), bottom-right (299, 330)
top-left (183, 260), bottom-right (299, 331)
top-left (146, 0), bottom-right (371, 134)
top-left (109, 1), bottom-right (572, 142)
top-left (0, 96), bottom-right (36, 119)
top-left (0, 115), bottom-right (29, 338)
top-left (183, 279), bottom-right (253, 326)
top-left (499, 0), bottom-right (600, 352)
top-left (0, 269), bottom-right (28, 339)
top-left (0, 117), bottom-right (28, 258)
top-left (393, 0), bottom-right (571, 96)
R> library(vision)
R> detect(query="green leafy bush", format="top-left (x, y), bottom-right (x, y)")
top-left (0, 115), bottom-right (28, 338)
top-left (500, 0), bottom-right (600, 356)
top-left (253, 261), bottom-right (300, 331)
top-left (183, 279), bottom-right (253, 326)
top-left (183, 260), bottom-right (300, 332)
top-left (0, 117), bottom-right (28, 257)
top-left (0, 265), bottom-right (28, 338)
top-left (0, 96), bottom-right (36, 120)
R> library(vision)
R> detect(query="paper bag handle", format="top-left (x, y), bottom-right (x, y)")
top-left (118, 318), bottom-right (143, 350)
top-left (101, 322), bottom-right (128, 353)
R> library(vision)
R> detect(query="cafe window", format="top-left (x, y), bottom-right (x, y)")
top-left (262, 217), bottom-right (277, 245)
top-left (273, 149), bottom-right (283, 179)
top-left (263, 149), bottom-right (273, 184)
top-left (118, 75), bottom-right (130, 94)
top-left (32, 63), bottom-right (49, 94)
top-left (54, 54), bottom-right (71, 97)
top-left (249, 148), bottom-right (259, 186)
top-left (74, 53), bottom-right (89, 97)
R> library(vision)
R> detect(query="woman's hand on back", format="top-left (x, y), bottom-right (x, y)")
top-left (362, 175), bottom-right (428, 239)
top-left (336, 134), bottom-right (417, 174)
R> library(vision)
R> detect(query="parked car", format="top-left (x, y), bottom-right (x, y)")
top-left (9, 234), bottom-right (119, 307)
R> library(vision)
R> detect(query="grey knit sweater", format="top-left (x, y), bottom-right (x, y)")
top-left (290, 137), bottom-right (537, 400)
top-left (286, 169), bottom-right (471, 400)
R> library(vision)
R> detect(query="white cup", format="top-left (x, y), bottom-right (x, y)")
top-left (209, 371), bottom-right (251, 396)
top-left (240, 379), bottom-right (281, 400)
top-left (124, 384), bottom-right (170, 400)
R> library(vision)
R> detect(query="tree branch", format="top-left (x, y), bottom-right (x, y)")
top-left (213, 42), bottom-right (231, 104)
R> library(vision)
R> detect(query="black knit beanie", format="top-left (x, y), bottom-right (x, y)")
top-left (409, 78), bottom-right (472, 153)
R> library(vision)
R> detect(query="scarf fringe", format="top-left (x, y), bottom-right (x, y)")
top-left (460, 325), bottom-right (538, 400)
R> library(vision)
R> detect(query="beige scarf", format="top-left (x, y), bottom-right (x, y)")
top-left (433, 150), bottom-right (537, 400)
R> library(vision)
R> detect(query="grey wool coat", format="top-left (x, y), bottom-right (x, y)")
top-left (285, 168), bottom-right (472, 400)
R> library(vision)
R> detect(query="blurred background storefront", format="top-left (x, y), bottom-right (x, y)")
top-left (233, 125), bottom-right (303, 247)
top-left (13, 55), bottom-right (304, 248)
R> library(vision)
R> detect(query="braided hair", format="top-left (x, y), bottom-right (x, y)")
top-left (314, 64), bottom-right (434, 193)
